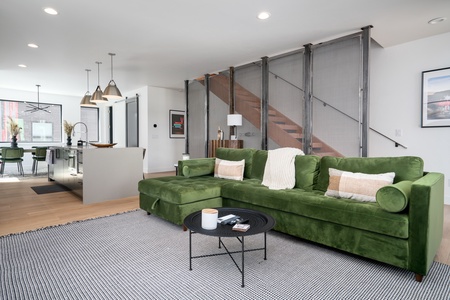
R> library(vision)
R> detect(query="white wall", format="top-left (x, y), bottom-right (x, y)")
top-left (370, 32), bottom-right (450, 204)
top-left (146, 86), bottom-right (185, 173)
top-left (109, 86), bottom-right (185, 173)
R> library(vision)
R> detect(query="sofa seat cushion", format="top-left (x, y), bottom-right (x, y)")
top-left (138, 176), bottom-right (227, 205)
top-left (221, 182), bottom-right (409, 239)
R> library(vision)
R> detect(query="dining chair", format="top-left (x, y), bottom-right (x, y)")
top-left (32, 147), bottom-right (48, 175)
top-left (0, 147), bottom-right (25, 176)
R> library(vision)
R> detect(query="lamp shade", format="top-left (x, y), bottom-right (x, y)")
top-left (91, 85), bottom-right (108, 103)
top-left (80, 92), bottom-right (96, 107)
top-left (227, 114), bottom-right (242, 126)
top-left (103, 79), bottom-right (122, 99)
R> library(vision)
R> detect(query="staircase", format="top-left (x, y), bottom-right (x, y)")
top-left (204, 74), bottom-right (342, 157)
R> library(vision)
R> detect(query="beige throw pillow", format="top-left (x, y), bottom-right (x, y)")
top-left (325, 168), bottom-right (395, 202)
top-left (214, 158), bottom-right (245, 181)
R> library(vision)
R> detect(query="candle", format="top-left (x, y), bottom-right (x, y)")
top-left (201, 208), bottom-right (218, 230)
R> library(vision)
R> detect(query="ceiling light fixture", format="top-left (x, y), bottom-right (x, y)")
top-left (18, 64), bottom-right (27, 68)
top-left (80, 69), bottom-right (96, 107)
top-left (25, 85), bottom-right (51, 113)
top-left (28, 43), bottom-right (38, 48)
top-left (90, 62), bottom-right (107, 103)
top-left (257, 11), bottom-right (271, 20)
top-left (103, 53), bottom-right (122, 99)
top-left (428, 17), bottom-right (447, 24)
top-left (44, 7), bottom-right (58, 15)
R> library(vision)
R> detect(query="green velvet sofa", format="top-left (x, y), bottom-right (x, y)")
top-left (138, 148), bottom-right (444, 281)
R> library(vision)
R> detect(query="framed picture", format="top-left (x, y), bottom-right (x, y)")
top-left (169, 110), bottom-right (185, 138)
top-left (421, 67), bottom-right (450, 127)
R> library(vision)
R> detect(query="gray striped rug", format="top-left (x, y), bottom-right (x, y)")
top-left (1, 210), bottom-right (449, 299)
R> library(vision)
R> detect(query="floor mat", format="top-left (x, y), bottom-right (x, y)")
top-left (31, 184), bottom-right (70, 195)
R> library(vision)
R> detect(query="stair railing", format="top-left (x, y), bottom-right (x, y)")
top-left (252, 62), bottom-right (408, 149)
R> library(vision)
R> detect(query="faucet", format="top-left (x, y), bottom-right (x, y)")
top-left (72, 122), bottom-right (89, 146)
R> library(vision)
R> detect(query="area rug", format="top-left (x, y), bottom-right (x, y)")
top-left (31, 184), bottom-right (70, 194)
top-left (1, 211), bottom-right (449, 300)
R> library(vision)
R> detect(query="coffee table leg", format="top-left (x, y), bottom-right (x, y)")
top-left (241, 236), bottom-right (245, 288)
top-left (189, 230), bottom-right (192, 271)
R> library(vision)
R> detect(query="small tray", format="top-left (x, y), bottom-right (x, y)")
top-left (89, 143), bottom-right (117, 148)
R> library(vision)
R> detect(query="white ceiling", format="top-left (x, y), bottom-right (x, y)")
top-left (1, 0), bottom-right (449, 98)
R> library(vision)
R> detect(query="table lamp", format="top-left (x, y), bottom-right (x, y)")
top-left (227, 114), bottom-right (242, 140)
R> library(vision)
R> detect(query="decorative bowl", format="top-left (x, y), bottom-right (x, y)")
top-left (89, 143), bottom-right (117, 148)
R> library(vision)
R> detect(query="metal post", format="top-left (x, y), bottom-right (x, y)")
top-left (261, 57), bottom-right (269, 150)
top-left (361, 26), bottom-right (372, 157)
top-left (229, 67), bottom-right (235, 139)
top-left (184, 80), bottom-right (189, 155)
top-left (303, 44), bottom-right (313, 155)
top-left (205, 74), bottom-right (210, 158)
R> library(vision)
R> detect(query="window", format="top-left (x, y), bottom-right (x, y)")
top-left (80, 107), bottom-right (99, 142)
top-left (0, 99), bottom-right (62, 143)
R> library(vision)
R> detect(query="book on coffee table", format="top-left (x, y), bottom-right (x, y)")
top-left (232, 224), bottom-right (250, 232)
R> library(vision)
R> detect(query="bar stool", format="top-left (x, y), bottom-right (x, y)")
top-left (0, 147), bottom-right (24, 176)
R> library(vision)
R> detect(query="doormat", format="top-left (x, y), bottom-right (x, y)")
top-left (31, 184), bottom-right (70, 195)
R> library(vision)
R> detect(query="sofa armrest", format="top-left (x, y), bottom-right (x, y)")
top-left (409, 172), bottom-right (445, 276)
top-left (178, 158), bottom-right (215, 178)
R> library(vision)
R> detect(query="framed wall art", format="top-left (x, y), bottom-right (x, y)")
top-left (169, 110), bottom-right (185, 138)
top-left (421, 67), bottom-right (450, 127)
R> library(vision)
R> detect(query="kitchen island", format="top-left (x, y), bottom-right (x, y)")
top-left (49, 146), bottom-right (143, 204)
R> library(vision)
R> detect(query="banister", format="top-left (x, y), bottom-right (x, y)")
top-left (252, 64), bottom-right (408, 150)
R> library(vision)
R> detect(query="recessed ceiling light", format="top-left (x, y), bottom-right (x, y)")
top-left (257, 11), bottom-right (271, 20)
top-left (28, 43), bottom-right (38, 48)
top-left (44, 7), bottom-right (58, 15)
top-left (18, 64), bottom-right (27, 68)
top-left (428, 17), bottom-right (447, 24)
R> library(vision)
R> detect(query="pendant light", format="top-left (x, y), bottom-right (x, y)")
top-left (25, 85), bottom-right (51, 113)
top-left (103, 53), bottom-right (122, 99)
top-left (80, 69), bottom-right (96, 107)
top-left (91, 61), bottom-right (107, 103)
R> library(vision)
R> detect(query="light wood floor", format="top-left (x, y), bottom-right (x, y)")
top-left (0, 172), bottom-right (174, 236)
top-left (1, 173), bottom-right (449, 267)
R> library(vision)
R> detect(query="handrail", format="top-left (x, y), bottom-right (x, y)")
top-left (251, 63), bottom-right (408, 149)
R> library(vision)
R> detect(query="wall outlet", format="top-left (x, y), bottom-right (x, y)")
top-left (395, 129), bottom-right (403, 137)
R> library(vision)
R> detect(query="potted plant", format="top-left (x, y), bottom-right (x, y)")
top-left (7, 116), bottom-right (22, 148)
top-left (63, 120), bottom-right (74, 146)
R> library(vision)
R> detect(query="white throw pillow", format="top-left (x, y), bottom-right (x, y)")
top-left (214, 158), bottom-right (245, 181)
top-left (325, 168), bottom-right (395, 202)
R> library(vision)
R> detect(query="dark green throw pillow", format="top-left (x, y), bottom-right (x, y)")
top-left (376, 180), bottom-right (412, 213)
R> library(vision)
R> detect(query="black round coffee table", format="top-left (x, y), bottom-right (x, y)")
top-left (184, 207), bottom-right (275, 287)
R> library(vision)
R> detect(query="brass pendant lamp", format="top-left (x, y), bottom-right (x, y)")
top-left (91, 61), bottom-right (108, 103)
top-left (103, 53), bottom-right (122, 99)
top-left (80, 69), bottom-right (96, 107)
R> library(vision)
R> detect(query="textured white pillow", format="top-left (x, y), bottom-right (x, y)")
top-left (214, 158), bottom-right (245, 181)
top-left (325, 168), bottom-right (395, 202)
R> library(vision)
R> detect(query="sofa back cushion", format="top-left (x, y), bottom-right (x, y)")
top-left (250, 150), bottom-right (320, 191)
top-left (215, 148), bottom-right (256, 179)
top-left (295, 155), bottom-right (321, 190)
top-left (315, 156), bottom-right (424, 192)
